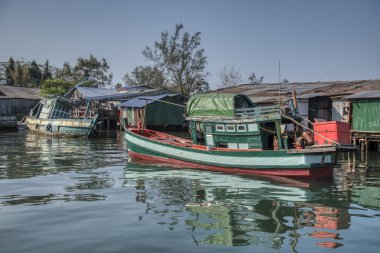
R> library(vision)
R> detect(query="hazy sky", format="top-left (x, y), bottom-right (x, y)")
top-left (1, 0), bottom-right (379, 89)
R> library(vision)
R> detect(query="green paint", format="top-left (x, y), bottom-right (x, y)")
top-left (125, 131), bottom-right (335, 169)
top-left (352, 99), bottom-right (380, 132)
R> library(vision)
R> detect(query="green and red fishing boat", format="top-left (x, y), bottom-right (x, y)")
top-left (125, 93), bottom-right (336, 179)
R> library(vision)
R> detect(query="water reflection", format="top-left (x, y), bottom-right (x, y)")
top-left (124, 164), bottom-right (353, 251)
top-left (1, 131), bottom-right (380, 252)
top-left (0, 132), bottom-right (127, 206)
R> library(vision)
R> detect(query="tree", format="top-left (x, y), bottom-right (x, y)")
top-left (5, 57), bottom-right (15, 85)
top-left (282, 78), bottom-right (289, 83)
top-left (29, 60), bottom-right (42, 86)
top-left (217, 66), bottom-right (242, 88)
top-left (55, 61), bottom-right (74, 81)
top-left (248, 72), bottom-right (264, 84)
top-left (42, 60), bottom-right (52, 82)
top-left (114, 83), bottom-right (123, 89)
top-left (123, 66), bottom-right (165, 88)
top-left (143, 23), bottom-right (209, 96)
top-left (40, 78), bottom-right (75, 97)
top-left (11, 62), bottom-right (30, 86)
top-left (73, 55), bottom-right (113, 87)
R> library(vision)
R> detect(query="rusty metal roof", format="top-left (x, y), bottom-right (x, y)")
top-left (345, 90), bottom-right (380, 99)
top-left (213, 80), bottom-right (380, 103)
top-left (0, 85), bottom-right (40, 99)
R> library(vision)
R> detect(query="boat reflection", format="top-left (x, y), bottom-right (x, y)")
top-left (124, 163), bottom-right (351, 251)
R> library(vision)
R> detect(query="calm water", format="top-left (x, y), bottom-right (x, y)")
top-left (1, 132), bottom-right (380, 253)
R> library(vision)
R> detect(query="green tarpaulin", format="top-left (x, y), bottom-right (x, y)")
top-left (186, 93), bottom-right (253, 117)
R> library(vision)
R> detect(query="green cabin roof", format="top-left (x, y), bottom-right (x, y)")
top-left (186, 93), bottom-right (254, 118)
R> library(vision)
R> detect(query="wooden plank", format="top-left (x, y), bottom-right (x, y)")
top-left (288, 146), bottom-right (336, 154)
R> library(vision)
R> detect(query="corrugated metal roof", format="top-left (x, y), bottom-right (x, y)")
top-left (345, 90), bottom-right (380, 99)
top-left (120, 94), bottom-right (177, 108)
top-left (118, 85), bottom-right (152, 91)
top-left (213, 80), bottom-right (380, 104)
top-left (76, 87), bottom-right (119, 98)
top-left (85, 88), bottom-right (177, 101)
top-left (0, 85), bottom-right (40, 99)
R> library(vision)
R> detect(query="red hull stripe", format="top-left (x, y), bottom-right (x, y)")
top-left (128, 151), bottom-right (333, 179)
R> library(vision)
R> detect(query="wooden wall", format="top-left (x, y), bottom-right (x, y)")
top-left (0, 98), bottom-right (40, 118)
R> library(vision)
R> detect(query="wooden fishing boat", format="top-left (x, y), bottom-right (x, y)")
top-left (125, 93), bottom-right (336, 179)
top-left (25, 78), bottom-right (98, 137)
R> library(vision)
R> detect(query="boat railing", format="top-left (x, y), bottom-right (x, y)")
top-left (235, 105), bottom-right (280, 117)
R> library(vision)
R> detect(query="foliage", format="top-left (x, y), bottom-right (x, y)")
top-left (123, 66), bottom-right (165, 88)
top-left (12, 62), bottom-right (31, 86)
top-left (4, 58), bottom-right (44, 87)
top-left (5, 57), bottom-right (15, 85)
top-left (248, 72), bottom-right (264, 84)
top-left (55, 61), bottom-right (74, 82)
top-left (73, 55), bottom-right (113, 87)
top-left (282, 78), bottom-right (289, 83)
top-left (40, 78), bottom-right (75, 97)
top-left (54, 56), bottom-right (112, 87)
top-left (217, 66), bottom-right (242, 88)
top-left (142, 23), bottom-right (209, 97)
top-left (29, 60), bottom-right (42, 85)
top-left (0, 64), bottom-right (5, 82)
top-left (42, 60), bottom-right (52, 82)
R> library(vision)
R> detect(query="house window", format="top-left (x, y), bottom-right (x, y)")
top-left (215, 124), bottom-right (225, 132)
top-left (226, 125), bottom-right (235, 132)
top-left (237, 124), bottom-right (246, 132)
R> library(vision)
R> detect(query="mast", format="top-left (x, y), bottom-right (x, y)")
top-left (278, 58), bottom-right (282, 106)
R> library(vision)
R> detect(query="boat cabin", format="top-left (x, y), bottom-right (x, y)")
top-left (186, 93), bottom-right (298, 150)
top-left (31, 97), bottom-right (74, 120)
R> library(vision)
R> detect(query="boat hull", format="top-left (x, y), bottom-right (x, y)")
top-left (125, 129), bottom-right (335, 179)
top-left (25, 117), bottom-right (97, 137)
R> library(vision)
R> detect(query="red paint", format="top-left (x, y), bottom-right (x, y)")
top-left (313, 121), bottom-right (351, 145)
top-left (128, 151), bottom-right (333, 179)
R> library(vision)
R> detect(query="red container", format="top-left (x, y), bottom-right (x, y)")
top-left (313, 121), bottom-right (351, 145)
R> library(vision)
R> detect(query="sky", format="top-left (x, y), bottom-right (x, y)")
top-left (1, 0), bottom-right (379, 89)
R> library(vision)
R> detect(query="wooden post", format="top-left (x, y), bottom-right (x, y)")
top-left (292, 90), bottom-right (298, 109)
top-left (275, 121), bottom-right (283, 150)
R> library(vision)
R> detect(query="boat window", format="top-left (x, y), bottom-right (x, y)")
top-left (228, 143), bottom-right (238, 149)
top-left (205, 125), bottom-right (213, 134)
top-left (226, 125), bottom-right (235, 132)
top-left (237, 124), bottom-right (246, 132)
top-left (215, 124), bottom-right (225, 132)
top-left (247, 123), bottom-right (258, 132)
top-left (205, 134), bottom-right (214, 146)
top-left (239, 143), bottom-right (249, 149)
top-left (218, 142), bottom-right (228, 148)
